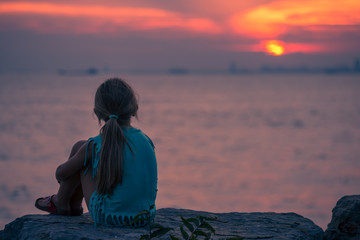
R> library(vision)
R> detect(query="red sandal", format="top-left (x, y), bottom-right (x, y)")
top-left (35, 195), bottom-right (71, 216)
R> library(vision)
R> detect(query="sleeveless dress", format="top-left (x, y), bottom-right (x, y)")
top-left (84, 127), bottom-right (157, 226)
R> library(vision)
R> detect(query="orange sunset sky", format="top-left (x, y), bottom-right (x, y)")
top-left (0, 0), bottom-right (359, 72)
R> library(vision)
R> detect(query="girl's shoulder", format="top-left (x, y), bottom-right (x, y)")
top-left (88, 134), bottom-right (102, 145)
top-left (124, 127), bottom-right (155, 149)
top-left (143, 133), bottom-right (155, 149)
top-left (86, 134), bottom-right (102, 157)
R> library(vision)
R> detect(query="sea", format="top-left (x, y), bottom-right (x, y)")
top-left (0, 73), bottom-right (359, 230)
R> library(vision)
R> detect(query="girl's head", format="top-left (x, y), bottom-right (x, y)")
top-left (94, 78), bottom-right (138, 195)
top-left (94, 78), bottom-right (138, 126)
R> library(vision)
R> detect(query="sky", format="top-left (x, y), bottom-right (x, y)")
top-left (0, 0), bottom-right (360, 73)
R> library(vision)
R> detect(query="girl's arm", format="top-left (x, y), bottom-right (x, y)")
top-left (55, 141), bottom-right (90, 182)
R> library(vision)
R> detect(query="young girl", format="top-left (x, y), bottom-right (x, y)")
top-left (35, 78), bottom-right (158, 226)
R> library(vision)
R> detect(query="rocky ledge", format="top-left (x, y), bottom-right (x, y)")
top-left (1, 208), bottom-right (324, 240)
top-left (2, 195), bottom-right (360, 240)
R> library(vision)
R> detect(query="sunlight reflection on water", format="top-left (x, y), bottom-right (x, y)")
top-left (0, 73), bottom-right (359, 230)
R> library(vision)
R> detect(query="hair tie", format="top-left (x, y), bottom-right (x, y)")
top-left (108, 115), bottom-right (119, 120)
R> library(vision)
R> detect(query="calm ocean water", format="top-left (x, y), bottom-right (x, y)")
top-left (0, 73), bottom-right (359, 230)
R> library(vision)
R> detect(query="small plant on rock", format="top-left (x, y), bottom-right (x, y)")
top-left (170, 215), bottom-right (243, 240)
top-left (134, 207), bottom-right (243, 240)
top-left (133, 205), bottom-right (173, 240)
top-left (170, 215), bottom-right (217, 240)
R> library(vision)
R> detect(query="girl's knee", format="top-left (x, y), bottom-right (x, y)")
top-left (74, 140), bottom-right (87, 150)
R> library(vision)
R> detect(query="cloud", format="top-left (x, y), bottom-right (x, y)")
top-left (229, 0), bottom-right (360, 53)
top-left (0, 0), bottom-right (359, 56)
top-left (231, 0), bottom-right (360, 38)
top-left (0, 2), bottom-right (222, 34)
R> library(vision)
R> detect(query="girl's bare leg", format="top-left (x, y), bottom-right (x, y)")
top-left (42, 140), bottom-right (86, 212)
top-left (70, 184), bottom-right (84, 210)
top-left (36, 140), bottom-right (96, 214)
top-left (52, 172), bottom-right (81, 212)
top-left (53, 139), bottom-right (96, 212)
top-left (80, 168), bottom-right (96, 210)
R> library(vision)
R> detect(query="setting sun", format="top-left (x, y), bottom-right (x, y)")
top-left (265, 40), bottom-right (285, 55)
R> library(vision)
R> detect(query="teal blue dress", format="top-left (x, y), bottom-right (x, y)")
top-left (84, 127), bottom-right (158, 226)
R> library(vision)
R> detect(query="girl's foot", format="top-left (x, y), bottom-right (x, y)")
top-left (35, 195), bottom-right (71, 216)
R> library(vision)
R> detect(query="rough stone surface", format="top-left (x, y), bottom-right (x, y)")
top-left (324, 195), bottom-right (360, 240)
top-left (1, 208), bottom-right (323, 240)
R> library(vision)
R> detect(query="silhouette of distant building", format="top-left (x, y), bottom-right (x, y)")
top-left (87, 67), bottom-right (98, 75)
top-left (168, 68), bottom-right (188, 75)
top-left (354, 59), bottom-right (360, 72)
top-left (228, 62), bottom-right (252, 74)
top-left (57, 67), bottom-right (99, 75)
top-left (229, 62), bottom-right (237, 74)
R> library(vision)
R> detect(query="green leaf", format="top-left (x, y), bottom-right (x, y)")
top-left (181, 216), bottom-right (194, 232)
top-left (139, 234), bottom-right (150, 240)
top-left (187, 217), bottom-right (200, 227)
top-left (170, 235), bottom-right (180, 240)
top-left (150, 223), bottom-right (169, 230)
top-left (225, 237), bottom-right (244, 240)
top-left (199, 221), bottom-right (216, 233)
top-left (180, 225), bottom-right (189, 239)
top-left (193, 229), bottom-right (208, 237)
top-left (205, 231), bottom-right (215, 240)
top-left (150, 227), bottom-right (173, 238)
top-left (133, 210), bottom-right (149, 224)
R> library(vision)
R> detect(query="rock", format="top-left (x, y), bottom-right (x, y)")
top-left (0, 208), bottom-right (323, 240)
top-left (324, 195), bottom-right (360, 240)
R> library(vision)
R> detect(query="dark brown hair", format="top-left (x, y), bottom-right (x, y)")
top-left (93, 78), bottom-right (138, 195)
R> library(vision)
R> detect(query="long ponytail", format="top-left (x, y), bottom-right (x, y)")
top-left (96, 118), bottom-right (126, 195)
top-left (93, 78), bottom-right (138, 195)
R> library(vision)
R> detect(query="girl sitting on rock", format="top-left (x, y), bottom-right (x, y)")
top-left (35, 78), bottom-right (158, 226)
